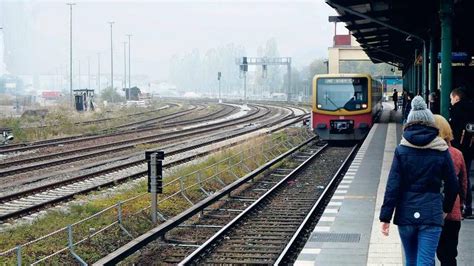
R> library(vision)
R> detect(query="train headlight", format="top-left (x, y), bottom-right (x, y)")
top-left (317, 104), bottom-right (322, 108)
top-left (362, 104), bottom-right (367, 108)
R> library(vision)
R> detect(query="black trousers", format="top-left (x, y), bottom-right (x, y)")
top-left (437, 220), bottom-right (461, 266)
top-left (394, 100), bottom-right (398, 110)
top-left (463, 154), bottom-right (472, 216)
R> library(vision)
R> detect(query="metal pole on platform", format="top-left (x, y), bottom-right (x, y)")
top-left (440, 0), bottom-right (453, 119)
top-left (414, 50), bottom-right (418, 95)
top-left (423, 42), bottom-right (428, 101)
top-left (429, 35), bottom-right (437, 95)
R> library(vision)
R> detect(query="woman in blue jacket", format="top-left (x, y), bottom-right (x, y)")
top-left (380, 96), bottom-right (459, 266)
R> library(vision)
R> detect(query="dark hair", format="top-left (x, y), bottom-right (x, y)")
top-left (451, 88), bottom-right (466, 100)
top-left (408, 93), bottom-right (414, 98)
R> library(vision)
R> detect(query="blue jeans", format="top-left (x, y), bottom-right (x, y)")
top-left (398, 225), bottom-right (442, 266)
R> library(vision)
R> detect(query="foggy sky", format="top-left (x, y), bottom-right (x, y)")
top-left (3, 0), bottom-right (340, 81)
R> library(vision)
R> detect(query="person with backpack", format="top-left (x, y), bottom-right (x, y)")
top-left (449, 88), bottom-right (474, 218)
top-left (433, 114), bottom-right (468, 265)
top-left (380, 96), bottom-right (459, 265)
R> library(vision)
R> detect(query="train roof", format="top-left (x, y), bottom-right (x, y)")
top-left (313, 73), bottom-right (373, 79)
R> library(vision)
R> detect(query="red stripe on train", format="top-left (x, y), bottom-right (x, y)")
top-left (312, 112), bottom-right (373, 128)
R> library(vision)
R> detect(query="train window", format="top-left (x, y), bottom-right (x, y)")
top-left (316, 77), bottom-right (368, 111)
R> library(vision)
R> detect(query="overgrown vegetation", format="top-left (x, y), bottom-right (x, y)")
top-left (99, 87), bottom-right (125, 103)
top-left (0, 101), bottom-right (183, 143)
top-left (0, 129), bottom-right (308, 264)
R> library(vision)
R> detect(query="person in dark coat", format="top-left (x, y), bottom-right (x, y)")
top-left (393, 89), bottom-right (399, 110)
top-left (380, 96), bottom-right (459, 266)
top-left (403, 93), bottom-right (414, 124)
top-left (429, 90), bottom-right (440, 114)
top-left (449, 88), bottom-right (474, 218)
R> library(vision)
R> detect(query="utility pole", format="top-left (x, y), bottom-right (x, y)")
top-left (127, 34), bottom-right (132, 89)
top-left (78, 59), bottom-right (81, 90)
top-left (243, 72), bottom-right (247, 105)
top-left (88, 56), bottom-right (91, 89)
top-left (67, 3), bottom-right (76, 107)
top-left (123, 41), bottom-right (127, 99)
top-left (108, 21), bottom-right (115, 102)
top-left (218, 72), bottom-right (222, 103)
top-left (97, 53), bottom-right (101, 93)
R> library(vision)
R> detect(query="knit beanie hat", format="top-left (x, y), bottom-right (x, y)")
top-left (407, 96), bottom-right (435, 124)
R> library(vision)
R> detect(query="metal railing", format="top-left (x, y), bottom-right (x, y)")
top-left (0, 128), bottom-right (313, 265)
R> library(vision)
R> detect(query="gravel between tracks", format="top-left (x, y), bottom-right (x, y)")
top-left (128, 146), bottom-right (351, 265)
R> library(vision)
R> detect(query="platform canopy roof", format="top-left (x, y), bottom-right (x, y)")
top-left (326, 0), bottom-right (474, 70)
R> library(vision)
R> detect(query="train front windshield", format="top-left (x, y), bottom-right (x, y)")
top-left (316, 77), bottom-right (368, 111)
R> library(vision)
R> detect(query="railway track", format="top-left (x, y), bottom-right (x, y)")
top-left (180, 145), bottom-right (355, 265)
top-left (76, 103), bottom-right (179, 126)
top-left (0, 103), bottom-right (235, 159)
top-left (0, 105), bottom-right (307, 222)
top-left (13, 103), bottom-right (180, 132)
top-left (0, 104), bottom-right (258, 176)
top-left (0, 103), bottom-right (197, 153)
top-left (0, 102), bottom-right (229, 154)
top-left (94, 139), bottom-right (356, 265)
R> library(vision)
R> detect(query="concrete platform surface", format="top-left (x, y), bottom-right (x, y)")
top-left (295, 106), bottom-right (474, 265)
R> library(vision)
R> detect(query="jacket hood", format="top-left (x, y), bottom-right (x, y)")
top-left (400, 136), bottom-right (448, 151)
top-left (402, 122), bottom-right (440, 147)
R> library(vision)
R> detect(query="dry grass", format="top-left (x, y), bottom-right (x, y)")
top-left (0, 129), bottom-right (306, 265)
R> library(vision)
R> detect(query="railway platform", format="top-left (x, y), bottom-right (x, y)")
top-left (295, 103), bottom-right (474, 265)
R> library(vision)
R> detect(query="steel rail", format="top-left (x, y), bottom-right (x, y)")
top-left (0, 104), bottom-right (199, 153)
top-left (274, 144), bottom-right (358, 264)
top-left (0, 104), bottom-right (236, 156)
top-left (0, 113), bottom-right (307, 222)
top-left (178, 143), bottom-right (335, 265)
top-left (0, 105), bottom-right (262, 175)
top-left (93, 134), bottom-right (318, 266)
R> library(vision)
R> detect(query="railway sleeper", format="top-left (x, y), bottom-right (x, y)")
top-left (210, 252), bottom-right (277, 259)
top-left (214, 249), bottom-right (282, 254)
top-left (228, 235), bottom-right (291, 240)
top-left (223, 239), bottom-right (287, 245)
top-left (205, 258), bottom-right (274, 264)
top-left (214, 244), bottom-right (281, 251)
top-left (230, 231), bottom-right (293, 238)
top-left (178, 224), bottom-right (223, 229)
top-left (236, 227), bottom-right (296, 233)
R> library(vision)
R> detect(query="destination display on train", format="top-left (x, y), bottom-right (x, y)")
top-left (319, 77), bottom-right (365, 84)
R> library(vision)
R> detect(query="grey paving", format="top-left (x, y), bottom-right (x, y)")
top-left (310, 123), bottom-right (389, 265)
top-left (458, 164), bottom-right (474, 266)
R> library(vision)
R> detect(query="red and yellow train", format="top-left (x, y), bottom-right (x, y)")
top-left (311, 74), bottom-right (382, 140)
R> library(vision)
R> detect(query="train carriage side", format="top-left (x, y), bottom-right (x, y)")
top-left (311, 74), bottom-right (382, 141)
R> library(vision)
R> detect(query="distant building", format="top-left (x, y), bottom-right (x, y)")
top-left (41, 91), bottom-right (62, 101)
top-left (124, 86), bottom-right (141, 101)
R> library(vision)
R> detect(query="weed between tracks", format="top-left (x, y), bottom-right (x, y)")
top-left (0, 128), bottom-right (306, 265)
